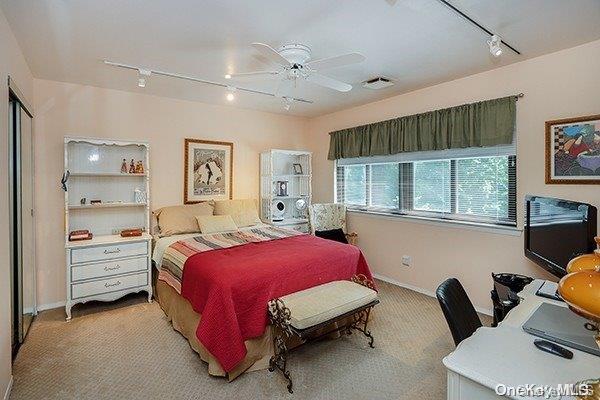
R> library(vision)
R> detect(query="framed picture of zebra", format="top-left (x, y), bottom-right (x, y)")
top-left (184, 138), bottom-right (233, 203)
top-left (546, 114), bottom-right (600, 184)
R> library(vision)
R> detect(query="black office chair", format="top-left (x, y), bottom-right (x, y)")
top-left (436, 278), bottom-right (482, 346)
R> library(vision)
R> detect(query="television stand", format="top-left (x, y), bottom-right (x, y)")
top-left (535, 280), bottom-right (563, 302)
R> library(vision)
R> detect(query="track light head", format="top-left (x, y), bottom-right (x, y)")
top-left (487, 34), bottom-right (503, 57)
top-left (137, 69), bottom-right (151, 88)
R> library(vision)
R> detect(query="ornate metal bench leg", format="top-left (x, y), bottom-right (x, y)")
top-left (268, 299), bottom-right (294, 394)
top-left (350, 275), bottom-right (376, 348)
top-left (349, 306), bottom-right (375, 348)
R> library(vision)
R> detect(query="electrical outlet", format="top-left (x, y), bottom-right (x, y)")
top-left (401, 255), bottom-right (411, 267)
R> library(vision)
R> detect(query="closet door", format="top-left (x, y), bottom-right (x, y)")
top-left (18, 106), bottom-right (35, 340)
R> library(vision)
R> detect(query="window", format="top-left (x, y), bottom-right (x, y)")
top-left (412, 160), bottom-right (451, 212)
top-left (336, 152), bottom-right (517, 227)
top-left (341, 165), bottom-right (366, 206)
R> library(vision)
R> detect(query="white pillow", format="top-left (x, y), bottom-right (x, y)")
top-left (213, 199), bottom-right (262, 227)
top-left (195, 215), bottom-right (238, 234)
top-left (153, 202), bottom-right (214, 237)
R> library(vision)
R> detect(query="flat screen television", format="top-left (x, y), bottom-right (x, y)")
top-left (524, 195), bottom-right (597, 278)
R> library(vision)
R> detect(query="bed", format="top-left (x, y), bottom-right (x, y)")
top-left (151, 203), bottom-right (373, 380)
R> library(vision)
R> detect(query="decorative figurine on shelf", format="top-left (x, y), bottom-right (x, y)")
top-left (80, 197), bottom-right (87, 205)
top-left (135, 160), bottom-right (144, 174)
top-left (129, 159), bottom-right (135, 174)
top-left (121, 158), bottom-right (128, 173)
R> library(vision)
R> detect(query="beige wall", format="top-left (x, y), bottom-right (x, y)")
top-left (0, 7), bottom-right (33, 398)
top-left (307, 39), bottom-right (600, 311)
top-left (33, 79), bottom-right (309, 308)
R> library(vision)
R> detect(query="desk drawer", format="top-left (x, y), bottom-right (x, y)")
top-left (71, 241), bottom-right (147, 264)
top-left (71, 256), bottom-right (148, 282)
top-left (71, 272), bottom-right (148, 299)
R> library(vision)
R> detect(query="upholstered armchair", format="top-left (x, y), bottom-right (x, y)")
top-left (308, 203), bottom-right (358, 245)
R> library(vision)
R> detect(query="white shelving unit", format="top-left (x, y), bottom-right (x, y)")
top-left (63, 137), bottom-right (152, 320)
top-left (260, 149), bottom-right (312, 233)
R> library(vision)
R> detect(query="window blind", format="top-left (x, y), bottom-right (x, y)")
top-left (335, 144), bottom-right (517, 226)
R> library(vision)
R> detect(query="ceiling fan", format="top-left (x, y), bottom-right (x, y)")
top-left (226, 43), bottom-right (365, 94)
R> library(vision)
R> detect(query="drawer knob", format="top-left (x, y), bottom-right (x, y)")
top-left (103, 248), bottom-right (121, 254)
top-left (104, 264), bottom-right (121, 272)
top-left (104, 280), bottom-right (121, 288)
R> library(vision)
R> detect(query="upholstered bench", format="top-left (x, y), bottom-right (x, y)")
top-left (267, 275), bottom-right (379, 393)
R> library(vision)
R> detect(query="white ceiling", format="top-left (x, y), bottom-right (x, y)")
top-left (2, 0), bottom-right (600, 117)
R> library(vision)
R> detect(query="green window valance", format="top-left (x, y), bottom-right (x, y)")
top-left (328, 95), bottom-right (516, 160)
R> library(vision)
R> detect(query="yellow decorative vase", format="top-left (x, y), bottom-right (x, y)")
top-left (568, 237), bottom-right (600, 273)
top-left (558, 269), bottom-right (600, 323)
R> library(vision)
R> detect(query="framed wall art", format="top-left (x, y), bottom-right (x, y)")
top-left (184, 139), bottom-right (233, 203)
top-left (545, 114), bottom-right (600, 184)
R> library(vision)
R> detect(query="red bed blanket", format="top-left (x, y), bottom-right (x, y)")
top-left (180, 234), bottom-right (373, 373)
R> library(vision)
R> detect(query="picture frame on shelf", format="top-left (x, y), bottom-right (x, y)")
top-left (545, 114), bottom-right (600, 184)
top-left (276, 181), bottom-right (288, 197)
top-left (292, 163), bottom-right (303, 175)
top-left (184, 138), bottom-right (233, 203)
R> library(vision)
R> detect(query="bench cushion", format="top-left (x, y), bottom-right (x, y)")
top-left (279, 280), bottom-right (378, 330)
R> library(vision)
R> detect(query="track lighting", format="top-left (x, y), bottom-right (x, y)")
top-left (137, 69), bottom-right (151, 88)
top-left (487, 35), bottom-right (503, 57)
top-left (226, 87), bottom-right (236, 101)
top-left (104, 60), bottom-right (313, 106)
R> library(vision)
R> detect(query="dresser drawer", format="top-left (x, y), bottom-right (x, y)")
top-left (71, 272), bottom-right (148, 299)
top-left (71, 256), bottom-right (148, 282)
top-left (71, 241), bottom-right (147, 264)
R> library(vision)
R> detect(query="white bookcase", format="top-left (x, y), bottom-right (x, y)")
top-left (260, 149), bottom-right (312, 233)
top-left (63, 137), bottom-right (152, 320)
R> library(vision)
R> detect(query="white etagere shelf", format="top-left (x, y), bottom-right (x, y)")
top-left (260, 149), bottom-right (312, 233)
top-left (63, 137), bottom-right (152, 320)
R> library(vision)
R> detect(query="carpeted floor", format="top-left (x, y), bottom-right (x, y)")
top-left (10, 280), bottom-right (490, 400)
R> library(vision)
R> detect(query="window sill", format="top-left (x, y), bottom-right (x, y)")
top-left (347, 209), bottom-right (522, 236)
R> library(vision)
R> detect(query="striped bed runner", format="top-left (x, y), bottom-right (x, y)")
top-left (158, 226), bottom-right (304, 293)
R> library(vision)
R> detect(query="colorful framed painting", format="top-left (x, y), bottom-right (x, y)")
top-left (545, 114), bottom-right (600, 184)
top-left (184, 139), bottom-right (233, 203)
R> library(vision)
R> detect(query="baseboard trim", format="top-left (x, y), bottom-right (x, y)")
top-left (3, 375), bottom-right (13, 400)
top-left (37, 301), bottom-right (66, 312)
top-left (373, 273), bottom-right (493, 316)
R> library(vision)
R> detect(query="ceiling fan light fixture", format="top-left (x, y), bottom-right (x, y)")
top-left (226, 86), bottom-right (236, 101)
top-left (224, 74), bottom-right (232, 79)
top-left (487, 34), bottom-right (503, 57)
top-left (282, 97), bottom-right (292, 111)
top-left (137, 69), bottom-right (151, 88)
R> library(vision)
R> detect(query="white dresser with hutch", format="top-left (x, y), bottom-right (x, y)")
top-left (63, 137), bottom-right (152, 320)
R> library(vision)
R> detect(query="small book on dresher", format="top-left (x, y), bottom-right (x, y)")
top-left (69, 230), bottom-right (92, 241)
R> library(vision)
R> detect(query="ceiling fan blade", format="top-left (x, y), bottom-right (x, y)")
top-left (305, 53), bottom-right (365, 71)
top-left (252, 42), bottom-right (291, 67)
top-left (275, 78), bottom-right (295, 98)
top-left (228, 71), bottom-right (280, 80)
top-left (306, 73), bottom-right (352, 92)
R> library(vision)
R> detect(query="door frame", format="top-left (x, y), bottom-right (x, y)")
top-left (8, 76), bottom-right (35, 358)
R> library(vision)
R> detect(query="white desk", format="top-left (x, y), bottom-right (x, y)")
top-left (443, 279), bottom-right (600, 400)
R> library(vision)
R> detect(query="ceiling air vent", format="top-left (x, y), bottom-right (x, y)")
top-left (362, 77), bottom-right (394, 90)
